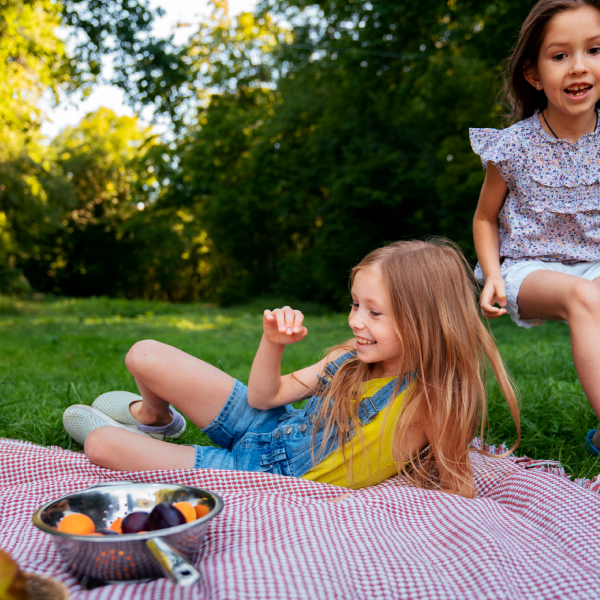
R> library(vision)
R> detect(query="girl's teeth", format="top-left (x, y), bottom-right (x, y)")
top-left (566, 85), bottom-right (591, 96)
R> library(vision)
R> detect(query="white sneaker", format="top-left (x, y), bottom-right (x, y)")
top-left (92, 391), bottom-right (142, 427)
top-left (92, 391), bottom-right (186, 440)
top-left (62, 404), bottom-right (151, 445)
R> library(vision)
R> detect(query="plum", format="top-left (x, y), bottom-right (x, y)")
top-left (121, 511), bottom-right (149, 534)
top-left (147, 502), bottom-right (187, 531)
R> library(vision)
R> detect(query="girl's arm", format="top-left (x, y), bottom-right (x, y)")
top-left (473, 162), bottom-right (509, 318)
top-left (247, 306), bottom-right (338, 410)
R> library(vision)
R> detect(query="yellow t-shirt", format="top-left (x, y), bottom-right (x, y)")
top-left (301, 377), bottom-right (406, 489)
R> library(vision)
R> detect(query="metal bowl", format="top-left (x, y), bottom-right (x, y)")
top-left (32, 482), bottom-right (223, 586)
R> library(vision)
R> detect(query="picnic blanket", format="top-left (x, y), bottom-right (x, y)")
top-left (0, 438), bottom-right (599, 600)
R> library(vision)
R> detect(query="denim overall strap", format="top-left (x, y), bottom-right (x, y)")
top-left (356, 371), bottom-right (412, 425)
top-left (315, 351), bottom-right (357, 391)
top-left (326, 351), bottom-right (357, 378)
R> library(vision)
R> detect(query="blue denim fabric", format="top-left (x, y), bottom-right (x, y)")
top-left (192, 352), bottom-right (411, 477)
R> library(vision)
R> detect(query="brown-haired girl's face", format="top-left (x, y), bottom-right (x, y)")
top-left (526, 6), bottom-right (600, 118)
top-left (348, 267), bottom-right (403, 377)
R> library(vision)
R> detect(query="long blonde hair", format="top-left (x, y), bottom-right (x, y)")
top-left (312, 238), bottom-right (520, 498)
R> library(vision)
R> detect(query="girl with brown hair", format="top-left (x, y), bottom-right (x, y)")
top-left (471, 0), bottom-right (600, 454)
top-left (63, 239), bottom-right (519, 498)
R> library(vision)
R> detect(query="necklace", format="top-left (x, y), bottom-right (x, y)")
top-left (541, 109), bottom-right (599, 140)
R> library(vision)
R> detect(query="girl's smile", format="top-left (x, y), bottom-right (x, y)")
top-left (564, 82), bottom-right (593, 98)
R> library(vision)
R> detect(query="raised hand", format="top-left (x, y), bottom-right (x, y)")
top-left (263, 306), bottom-right (308, 345)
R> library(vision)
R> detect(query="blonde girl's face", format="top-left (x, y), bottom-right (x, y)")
top-left (348, 267), bottom-right (403, 377)
top-left (528, 6), bottom-right (600, 119)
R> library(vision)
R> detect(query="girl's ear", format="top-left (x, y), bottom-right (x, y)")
top-left (523, 61), bottom-right (542, 90)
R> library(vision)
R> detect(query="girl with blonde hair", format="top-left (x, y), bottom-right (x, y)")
top-left (63, 238), bottom-right (520, 497)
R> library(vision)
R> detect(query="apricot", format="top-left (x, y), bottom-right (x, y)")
top-left (173, 502), bottom-right (195, 523)
top-left (56, 513), bottom-right (96, 535)
top-left (109, 518), bottom-right (123, 534)
top-left (194, 504), bottom-right (210, 519)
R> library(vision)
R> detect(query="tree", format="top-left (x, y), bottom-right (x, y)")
top-left (1, 0), bottom-right (543, 305)
top-left (24, 108), bottom-right (150, 296)
top-left (0, 0), bottom-right (169, 292)
top-left (162, 0), bottom-right (537, 305)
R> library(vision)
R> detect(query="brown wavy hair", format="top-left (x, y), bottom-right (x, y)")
top-left (503, 0), bottom-right (600, 123)
top-left (312, 238), bottom-right (520, 498)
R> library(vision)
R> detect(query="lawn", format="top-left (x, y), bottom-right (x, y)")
top-left (0, 295), bottom-right (598, 480)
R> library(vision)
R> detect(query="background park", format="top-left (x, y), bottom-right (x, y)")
top-left (1, 0), bottom-right (599, 481)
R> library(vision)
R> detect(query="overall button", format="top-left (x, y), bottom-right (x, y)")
top-left (274, 430), bottom-right (281, 439)
top-left (300, 423), bottom-right (308, 432)
top-left (284, 426), bottom-right (293, 435)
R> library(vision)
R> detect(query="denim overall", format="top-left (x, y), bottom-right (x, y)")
top-left (193, 351), bottom-right (411, 476)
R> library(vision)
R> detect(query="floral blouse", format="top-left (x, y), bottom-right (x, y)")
top-left (469, 109), bottom-right (600, 280)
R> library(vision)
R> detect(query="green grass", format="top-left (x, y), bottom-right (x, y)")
top-left (0, 295), bottom-right (598, 479)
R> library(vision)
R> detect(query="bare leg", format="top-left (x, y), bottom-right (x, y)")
top-left (85, 427), bottom-right (197, 471)
top-left (518, 271), bottom-right (600, 446)
top-left (83, 340), bottom-right (237, 470)
top-left (124, 340), bottom-right (235, 430)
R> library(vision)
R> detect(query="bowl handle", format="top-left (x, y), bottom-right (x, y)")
top-left (145, 537), bottom-right (201, 586)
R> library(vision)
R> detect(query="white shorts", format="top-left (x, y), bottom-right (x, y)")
top-left (500, 260), bottom-right (600, 329)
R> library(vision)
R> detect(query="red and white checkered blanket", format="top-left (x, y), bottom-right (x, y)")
top-left (1, 438), bottom-right (599, 600)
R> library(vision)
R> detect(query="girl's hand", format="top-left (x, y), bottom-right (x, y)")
top-left (263, 307), bottom-right (308, 345)
top-left (480, 277), bottom-right (507, 319)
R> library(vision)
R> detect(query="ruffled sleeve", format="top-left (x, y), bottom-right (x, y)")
top-left (469, 127), bottom-right (518, 186)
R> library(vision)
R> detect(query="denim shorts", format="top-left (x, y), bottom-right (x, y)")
top-left (191, 379), bottom-right (304, 473)
top-left (501, 260), bottom-right (600, 328)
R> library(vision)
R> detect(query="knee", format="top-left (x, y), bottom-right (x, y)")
top-left (84, 427), bottom-right (119, 467)
top-left (566, 281), bottom-right (600, 319)
top-left (125, 339), bottom-right (162, 376)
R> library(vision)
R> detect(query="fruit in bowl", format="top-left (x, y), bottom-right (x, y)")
top-left (55, 499), bottom-right (211, 536)
top-left (33, 482), bottom-right (223, 584)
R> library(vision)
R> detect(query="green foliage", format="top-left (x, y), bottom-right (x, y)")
top-left (0, 0), bottom-right (168, 150)
top-left (132, 0), bottom-right (540, 306)
top-left (21, 109), bottom-right (202, 300)
top-left (0, 0), bottom-right (69, 155)
top-left (60, 0), bottom-right (165, 92)
top-left (127, 4), bottom-right (283, 126)
top-left (0, 0), bottom-right (171, 294)
top-left (0, 0), bottom-right (70, 290)
top-left (0, 0), bottom-right (552, 306)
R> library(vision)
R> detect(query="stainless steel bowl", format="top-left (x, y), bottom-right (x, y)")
top-left (32, 482), bottom-right (223, 586)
